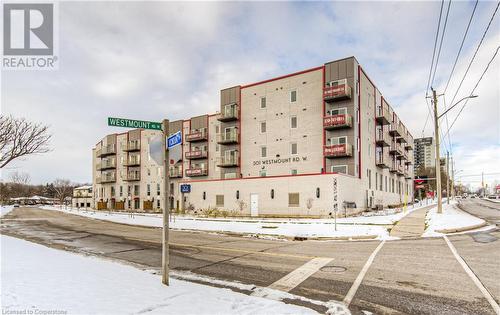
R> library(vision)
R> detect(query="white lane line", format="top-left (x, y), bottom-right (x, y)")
top-left (343, 240), bottom-right (386, 307)
top-left (443, 235), bottom-right (500, 315)
top-left (267, 257), bottom-right (334, 292)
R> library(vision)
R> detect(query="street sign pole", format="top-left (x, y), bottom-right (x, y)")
top-left (162, 119), bottom-right (170, 285)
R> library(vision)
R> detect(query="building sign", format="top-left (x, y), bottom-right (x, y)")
top-left (323, 114), bottom-right (346, 127)
top-left (186, 131), bottom-right (205, 141)
top-left (324, 144), bottom-right (349, 157)
top-left (180, 184), bottom-right (191, 193)
top-left (253, 156), bottom-right (307, 166)
top-left (323, 84), bottom-right (347, 98)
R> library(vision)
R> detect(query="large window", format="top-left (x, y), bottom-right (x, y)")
top-left (327, 107), bottom-right (347, 116)
top-left (331, 165), bottom-right (347, 174)
top-left (329, 136), bottom-right (347, 145)
top-left (288, 193), bottom-right (300, 207)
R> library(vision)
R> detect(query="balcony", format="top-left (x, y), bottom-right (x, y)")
top-left (217, 104), bottom-right (239, 122)
top-left (405, 157), bottom-right (413, 165)
top-left (123, 171), bottom-right (140, 181)
top-left (375, 130), bottom-right (391, 147)
top-left (101, 171), bottom-right (116, 183)
top-left (124, 140), bottom-right (140, 152)
top-left (223, 172), bottom-right (241, 179)
top-left (405, 135), bottom-right (414, 150)
top-left (97, 144), bottom-right (116, 157)
top-left (98, 158), bottom-right (116, 170)
top-left (186, 167), bottom-right (208, 177)
top-left (323, 83), bottom-right (352, 102)
top-left (324, 144), bottom-right (353, 158)
top-left (217, 152), bottom-right (239, 167)
top-left (185, 150), bottom-right (208, 160)
top-left (217, 130), bottom-right (239, 144)
top-left (185, 129), bottom-right (207, 142)
top-left (323, 114), bottom-right (353, 130)
top-left (169, 167), bottom-right (183, 178)
top-left (389, 142), bottom-right (403, 156)
top-left (389, 123), bottom-right (403, 137)
top-left (376, 154), bottom-right (390, 168)
top-left (124, 155), bottom-right (141, 166)
top-left (375, 105), bottom-right (391, 125)
top-left (390, 163), bottom-right (404, 175)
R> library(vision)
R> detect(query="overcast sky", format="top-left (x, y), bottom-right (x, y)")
top-left (1, 1), bottom-right (499, 189)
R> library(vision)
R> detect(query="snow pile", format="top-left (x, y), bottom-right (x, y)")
top-left (0, 235), bottom-right (318, 315)
top-left (41, 206), bottom-right (391, 239)
top-left (422, 203), bottom-right (486, 237)
top-left (1, 205), bottom-right (14, 217)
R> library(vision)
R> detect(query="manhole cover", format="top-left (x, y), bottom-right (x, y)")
top-left (320, 265), bottom-right (347, 273)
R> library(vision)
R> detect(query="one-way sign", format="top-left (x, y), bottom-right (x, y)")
top-left (167, 131), bottom-right (182, 149)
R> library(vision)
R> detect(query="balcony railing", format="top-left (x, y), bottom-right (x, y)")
top-left (375, 130), bottom-right (391, 147)
top-left (217, 152), bottom-right (239, 167)
top-left (123, 171), bottom-right (140, 181)
top-left (185, 167), bottom-right (208, 177)
top-left (97, 144), bottom-right (116, 157)
top-left (389, 123), bottom-right (403, 137)
top-left (217, 104), bottom-right (239, 122)
top-left (323, 114), bottom-right (353, 130)
top-left (323, 84), bottom-right (352, 102)
top-left (169, 168), bottom-right (183, 178)
top-left (389, 142), bottom-right (403, 156)
top-left (124, 155), bottom-right (141, 166)
top-left (98, 158), bottom-right (116, 170)
top-left (390, 163), bottom-right (404, 175)
top-left (223, 172), bottom-right (241, 179)
top-left (324, 144), bottom-right (353, 158)
top-left (376, 154), bottom-right (390, 168)
top-left (185, 129), bottom-right (207, 142)
top-left (375, 105), bottom-right (391, 125)
top-left (101, 172), bottom-right (116, 183)
top-left (124, 140), bottom-right (140, 151)
top-left (217, 130), bottom-right (239, 144)
top-left (185, 150), bottom-right (208, 159)
top-left (397, 150), bottom-right (408, 160)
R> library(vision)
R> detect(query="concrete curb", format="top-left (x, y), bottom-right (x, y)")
top-left (435, 221), bottom-right (488, 234)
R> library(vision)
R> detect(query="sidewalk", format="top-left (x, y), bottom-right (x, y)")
top-left (389, 206), bottom-right (432, 238)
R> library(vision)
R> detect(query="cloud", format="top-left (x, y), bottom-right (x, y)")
top-left (1, 1), bottom-right (498, 188)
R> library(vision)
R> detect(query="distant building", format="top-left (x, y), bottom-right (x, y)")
top-left (72, 185), bottom-right (94, 209)
top-left (413, 137), bottom-right (448, 176)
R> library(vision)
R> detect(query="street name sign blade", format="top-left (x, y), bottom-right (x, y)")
top-left (167, 131), bottom-right (182, 149)
top-left (180, 184), bottom-right (191, 193)
top-left (108, 117), bottom-right (162, 131)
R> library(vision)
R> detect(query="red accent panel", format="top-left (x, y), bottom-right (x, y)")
top-left (241, 66), bottom-right (323, 89)
top-left (323, 114), bottom-right (348, 128)
top-left (358, 65), bottom-right (361, 179)
top-left (206, 115), bottom-right (209, 177)
top-left (322, 66), bottom-right (326, 173)
top-left (238, 86), bottom-right (242, 178)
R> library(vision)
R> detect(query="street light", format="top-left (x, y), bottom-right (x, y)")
top-left (429, 89), bottom-right (478, 214)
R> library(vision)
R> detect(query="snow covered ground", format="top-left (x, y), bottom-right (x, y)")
top-left (0, 205), bottom-right (14, 217)
top-left (422, 203), bottom-right (487, 237)
top-left (39, 205), bottom-right (403, 239)
top-left (0, 235), bottom-right (319, 315)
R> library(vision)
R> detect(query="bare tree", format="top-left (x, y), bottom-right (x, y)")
top-left (0, 115), bottom-right (51, 169)
top-left (8, 171), bottom-right (31, 198)
top-left (10, 171), bottom-right (31, 185)
top-left (53, 179), bottom-right (72, 207)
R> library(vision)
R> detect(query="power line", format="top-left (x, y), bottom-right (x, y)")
top-left (443, 45), bottom-right (500, 139)
top-left (426, 0), bottom-right (445, 96)
top-left (430, 0), bottom-right (453, 88)
top-left (447, 1), bottom-right (500, 108)
top-left (443, 0), bottom-right (479, 94)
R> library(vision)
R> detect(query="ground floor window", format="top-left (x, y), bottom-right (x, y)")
top-left (331, 165), bottom-right (347, 174)
top-left (288, 193), bottom-right (300, 207)
top-left (216, 195), bottom-right (224, 207)
top-left (134, 199), bottom-right (140, 209)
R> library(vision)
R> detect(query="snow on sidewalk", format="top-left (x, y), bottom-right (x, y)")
top-left (0, 235), bottom-right (318, 315)
top-left (422, 203), bottom-right (486, 237)
top-left (40, 205), bottom-right (393, 239)
top-left (0, 205), bottom-right (14, 217)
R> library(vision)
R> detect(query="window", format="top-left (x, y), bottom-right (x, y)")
top-left (327, 108), bottom-right (347, 116)
top-left (216, 195), bottom-right (224, 207)
top-left (290, 90), bottom-right (297, 103)
top-left (316, 188), bottom-right (320, 198)
top-left (157, 200), bottom-right (160, 208)
top-left (216, 144), bottom-right (219, 152)
top-left (271, 189), bottom-right (275, 199)
top-left (134, 199), bottom-right (140, 210)
top-left (260, 97), bottom-right (266, 109)
top-left (291, 142), bottom-right (298, 155)
top-left (215, 125), bottom-right (219, 134)
top-left (236, 190), bottom-right (240, 199)
top-left (119, 186), bottom-right (123, 197)
top-left (288, 193), bottom-right (300, 207)
top-left (379, 174), bottom-right (383, 191)
top-left (291, 116), bottom-right (297, 129)
top-left (368, 169), bottom-right (372, 189)
top-left (157, 183), bottom-right (160, 196)
top-left (111, 186), bottom-right (115, 197)
top-left (260, 170), bottom-right (266, 177)
top-left (261, 146), bottom-right (267, 158)
top-left (331, 165), bottom-right (347, 174)
top-left (134, 185), bottom-right (140, 196)
top-left (260, 121), bottom-right (266, 133)
top-left (147, 184), bottom-right (150, 196)
top-left (203, 192), bottom-right (206, 200)
top-left (329, 136), bottom-right (347, 145)
top-left (291, 169), bottom-right (298, 175)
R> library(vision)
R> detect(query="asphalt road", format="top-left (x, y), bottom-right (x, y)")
top-left (458, 198), bottom-right (500, 226)
top-left (1, 206), bottom-right (499, 315)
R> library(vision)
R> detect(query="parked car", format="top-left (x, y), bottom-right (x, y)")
top-left (13, 204), bottom-right (20, 207)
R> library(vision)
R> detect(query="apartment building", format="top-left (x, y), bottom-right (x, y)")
top-left (414, 137), bottom-right (435, 175)
top-left (72, 185), bottom-right (94, 209)
top-left (93, 56), bottom-right (414, 216)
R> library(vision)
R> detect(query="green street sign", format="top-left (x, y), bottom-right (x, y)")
top-left (108, 117), bottom-right (162, 130)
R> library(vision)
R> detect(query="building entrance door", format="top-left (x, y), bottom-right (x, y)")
top-left (250, 194), bottom-right (259, 217)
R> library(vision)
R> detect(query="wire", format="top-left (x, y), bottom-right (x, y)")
top-left (443, 45), bottom-right (500, 139)
top-left (447, 1), bottom-right (500, 108)
top-left (443, 0), bottom-right (479, 94)
top-left (426, 0), bottom-right (445, 96)
top-left (430, 0), bottom-right (453, 88)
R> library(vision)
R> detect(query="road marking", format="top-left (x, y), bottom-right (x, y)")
top-left (267, 257), bottom-right (334, 292)
top-left (343, 240), bottom-right (385, 306)
top-left (443, 235), bottom-right (500, 314)
top-left (170, 242), bottom-right (320, 260)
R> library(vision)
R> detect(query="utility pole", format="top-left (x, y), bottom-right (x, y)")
top-left (432, 88), bottom-right (443, 214)
top-left (162, 119), bottom-right (170, 285)
top-left (481, 171), bottom-right (484, 197)
top-left (451, 157), bottom-right (455, 200)
top-left (446, 151), bottom-right (450, 204)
